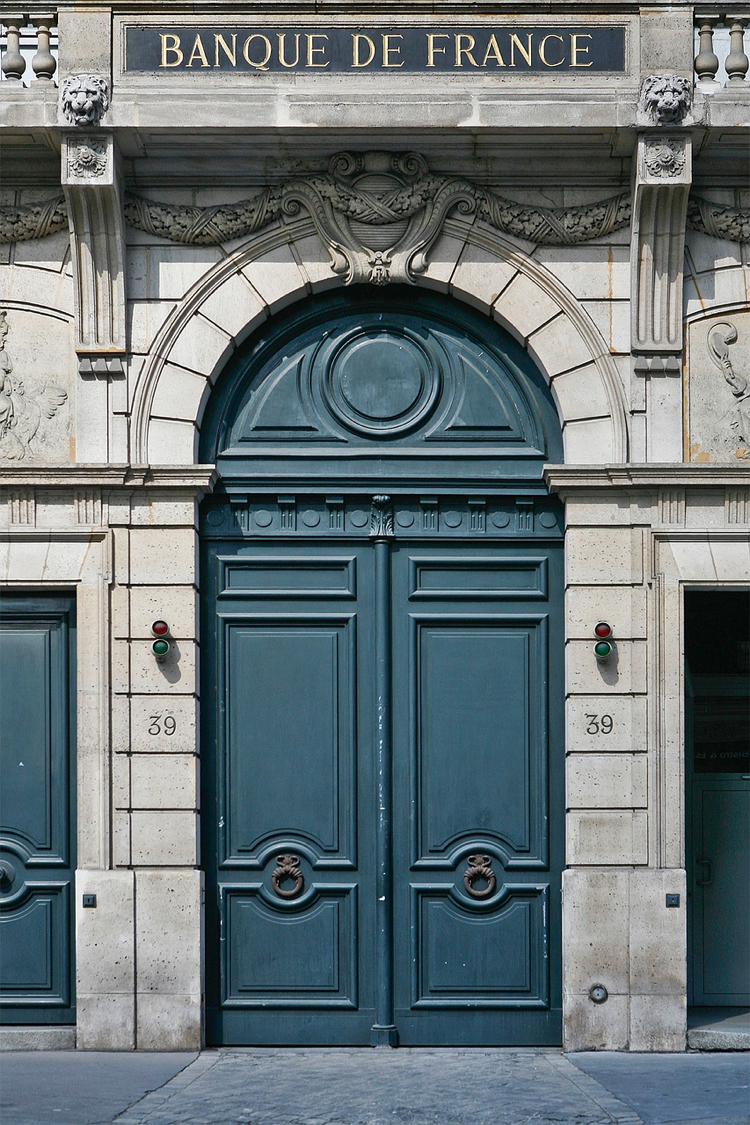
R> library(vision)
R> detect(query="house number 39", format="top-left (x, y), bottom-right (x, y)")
top-left (148, 713), bottom-right (176, 736)
top-left (585, 714), bottom-right (613, 734)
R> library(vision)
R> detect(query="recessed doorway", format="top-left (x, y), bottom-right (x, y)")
top-left (685, 589), bottom-right (749, 1042)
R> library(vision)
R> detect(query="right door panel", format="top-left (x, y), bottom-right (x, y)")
top-left (391, 544), bottom-right (563, 1045)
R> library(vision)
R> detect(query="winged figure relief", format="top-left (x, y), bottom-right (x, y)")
top-left (0, 311), bottom-right (68, 460)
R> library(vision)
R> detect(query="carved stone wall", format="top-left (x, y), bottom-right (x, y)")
top-left (0, 308), bottom-right (72, 462)
top-left (687, 310), bottom-right (750, 463)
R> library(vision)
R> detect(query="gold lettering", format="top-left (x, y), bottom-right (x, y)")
top-left (160, 33), bottom-right (183, 68)
top-left (426, 33), bottom-right (450, 67)
top-left (214, 33), bottom-right (237, 67)
top-left (306, 33), bottom-right (330, 67)
top-left (481, 34), bottom-right (506, 67)
top-left (277, 32), bottom-right (300, 68)
top-left (538, 33), bottom-right (565, 67)
top-left (509, 33), bottom-right (533, 67)
top-left (243, 34), bottom-right (272, 70)
top-left (351, 32), bottom-right (375, 67)
top-left (570, 33), bottom-right (593, 67)
top-left (454, 33), bottom-right (478, 67)
top-left (382, 33), bottom-right (404, 67)
top-left (187, 34), bottom-right (210, 68)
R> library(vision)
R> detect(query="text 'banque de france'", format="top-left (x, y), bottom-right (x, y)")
top-left (124, 25), bottom-right (627, 74)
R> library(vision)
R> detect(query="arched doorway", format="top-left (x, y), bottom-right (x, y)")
top-left (200, 288), bottom-right (564, 1046)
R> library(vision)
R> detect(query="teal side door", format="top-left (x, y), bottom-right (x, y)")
top-left (0, 595), bottom-right (76, 1024)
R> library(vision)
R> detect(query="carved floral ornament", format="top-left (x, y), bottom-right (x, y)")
top-left (1, 151), bottom-right (748, 274)
top-left (643, 139), bottom-right (687, 179)
top-left (66, 139), bottom-right (108, 179)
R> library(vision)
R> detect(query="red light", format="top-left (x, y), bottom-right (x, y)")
top-left (151, 620), bottom-right (169, 637)
top-left (594, 622), bottom-right (612, 639)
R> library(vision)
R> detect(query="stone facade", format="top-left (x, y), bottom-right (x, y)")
top-left (0, 0), bottom-right (748, 1053)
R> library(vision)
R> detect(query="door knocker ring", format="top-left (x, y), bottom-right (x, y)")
top-left (463, 854), bottom-right (496, 899)
top-left (271, 854), bottom-right (304, 899)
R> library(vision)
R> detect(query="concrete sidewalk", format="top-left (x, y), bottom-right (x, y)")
top-left (0, 1048), bottom-right (748, 1125)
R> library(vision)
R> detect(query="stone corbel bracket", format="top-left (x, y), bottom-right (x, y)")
top-left (61, 132), bottom-right (126, 378)
top-left (631, 132), bottom-right (692, 376)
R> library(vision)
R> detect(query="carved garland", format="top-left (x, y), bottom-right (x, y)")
top-left (121, 177), bottom-right (633, 249)
top-left (1, 179), bottom-right (748, 255)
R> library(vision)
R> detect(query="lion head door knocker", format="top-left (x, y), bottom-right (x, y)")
top-left (463, 854), bottom-right (497, 900)
top-left (271, 854), bottom-right (304, 899)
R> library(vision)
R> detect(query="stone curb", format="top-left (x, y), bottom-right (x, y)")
top-left (554, 1055), bottom-right (643, 1123)
top-left (114, 1052), bottom-right (218, 1124)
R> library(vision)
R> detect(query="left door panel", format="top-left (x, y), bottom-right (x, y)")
top-left (0, 595), bottom-right (76, 1024)
top-left (203, 542), bottom-right (377, 1045)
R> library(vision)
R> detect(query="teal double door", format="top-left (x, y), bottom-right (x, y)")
top-left (202, 499), bottom-right (563, 1046)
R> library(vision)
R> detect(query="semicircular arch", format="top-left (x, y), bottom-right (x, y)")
top-left (131, 216), bottom-right (628, 464)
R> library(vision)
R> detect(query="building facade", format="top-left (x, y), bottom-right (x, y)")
top-left (0, 2), bottom-right (748, 1053)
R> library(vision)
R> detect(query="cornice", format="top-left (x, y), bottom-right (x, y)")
top-left (0, 464), bottom-right (217, 490)
top-left (544, 464), bottom-right (750, 491)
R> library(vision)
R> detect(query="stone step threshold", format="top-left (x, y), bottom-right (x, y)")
top-left (2, 1015), bottom-right (748, 1052)
top-left (688, 1007), bottom-right (750, 1051)
top-left (0, 1026), bottom-right (76, 1051)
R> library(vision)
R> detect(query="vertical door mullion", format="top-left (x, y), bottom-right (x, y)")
top-left (370, 497), bottom-right (398, 1046)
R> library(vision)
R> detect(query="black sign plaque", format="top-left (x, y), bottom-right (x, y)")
top-left (124, 25), bottom-right (627, 75)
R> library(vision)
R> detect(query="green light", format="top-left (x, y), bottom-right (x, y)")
top-left (152, 639), bottom-right (170, 658)
top-left (594, 641), bottom-right (612, 660)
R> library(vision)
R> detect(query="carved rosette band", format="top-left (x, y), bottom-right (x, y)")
top-left (271, 854), bottom-right (304, 899)
top-left (463, 855), bottom-right (497, 900)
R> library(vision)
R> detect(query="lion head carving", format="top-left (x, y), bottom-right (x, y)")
top-left (638, 74), bottom-right (692, 126)
top-left (60, 74), bottom-right (110, 126)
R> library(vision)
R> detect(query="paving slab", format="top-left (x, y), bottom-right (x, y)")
top-left (0, 1051), bottom-right (196, 1125)
top-left (569, 1051), bottom-right (750, 1124)
top-left (115, 1049), bottom-right (639, 1125)
top-left (1, 1048), bottom-right (748, 1125)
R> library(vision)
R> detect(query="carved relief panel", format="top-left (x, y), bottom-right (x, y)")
top-left (687, 311), bottom-right (750, 462)
top-left (0, 311), bottom-right (72, 463)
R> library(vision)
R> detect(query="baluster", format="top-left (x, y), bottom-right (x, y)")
top-left (725, 17), bottom-right (749, 84)
top-left (695, 18), bottom-right (720, 88)
top-left (1, 14), bottom-right (28, 81)
top-left (31, 13), bottom-right (56, 81)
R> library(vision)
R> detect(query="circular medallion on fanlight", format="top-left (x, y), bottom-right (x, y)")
top-left (322, 328), bottom-right (440, 437)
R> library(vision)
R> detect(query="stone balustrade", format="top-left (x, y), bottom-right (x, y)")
top-left (0, 13), bottom-right (57, 84)
top-left (695, 12), bottom-right (750, 90)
